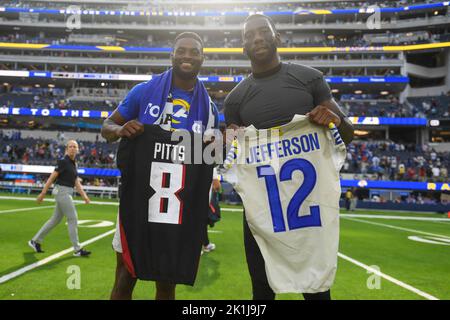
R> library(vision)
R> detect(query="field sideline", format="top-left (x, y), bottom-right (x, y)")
top-left (0, 194), bottom-right (449, 300)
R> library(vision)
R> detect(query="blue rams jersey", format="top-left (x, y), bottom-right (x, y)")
top-left (117, 82), bottom-right (218, 131)
top-left (170, 87), bottom-right (193, 130)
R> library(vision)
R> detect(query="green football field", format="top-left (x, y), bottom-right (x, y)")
top-left (0, 193), bottom-right (449, 300)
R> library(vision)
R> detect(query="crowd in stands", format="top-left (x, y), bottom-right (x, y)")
top-left (1, 29), bottom-right (447, 48)
top-left (408, 95), bottom-right (450, 118)
top-left (1, 128), bottom-right (448, 206)
top-left (343, 140), bottom-right (449, 183)
top-left (400, 193), bottom-right (448, 205)
top-left (0, 86), bottom-right (120, 111)
top-left (1, 129), bottom-right (448, 183)
top-left (0, 51), bottom-right (404, 70)
top-left (356, 191), bottom-right (449, 205)
top-left (0, 131), bottom-right (117, 169)
top-left (343, 94), bottom-right (450, 118)
top-left (2, 85), bottom-right (450, 119)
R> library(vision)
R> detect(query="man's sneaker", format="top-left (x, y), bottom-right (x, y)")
top-left (28, 240), bottom-right (44, 253)
top-left (73, 248), bottom-right (91, 257)
top-left (202, 243), bottom-right (216, 253)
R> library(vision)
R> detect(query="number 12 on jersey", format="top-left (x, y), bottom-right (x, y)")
top-left (257, 158), bottom-right (322, 233)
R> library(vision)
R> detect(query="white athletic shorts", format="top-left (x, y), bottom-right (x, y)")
top-left (112, 213), bottom-right (122, 253)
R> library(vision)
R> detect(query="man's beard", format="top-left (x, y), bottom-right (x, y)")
top-left (173, 64), bottom-right (199, 80)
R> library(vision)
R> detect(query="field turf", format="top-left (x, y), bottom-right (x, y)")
top-left (0, 194), bottom-right (449, 300)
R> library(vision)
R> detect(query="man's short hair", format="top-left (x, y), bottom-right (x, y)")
top-left (174, 32), bottom-right (204, 49)
top-left (244, 14), bottom-right (277, 32)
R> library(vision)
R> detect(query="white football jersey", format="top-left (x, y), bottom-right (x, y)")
top-left (233, 115), bottom-right (346, 294)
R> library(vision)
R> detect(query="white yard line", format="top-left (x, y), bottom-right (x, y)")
top-left (0, 196), bottom-right (58, 202)
top-left (341, 213), bottom-right (450, 222)
top-left (73, 200), bottom-right (118, 206)
top-left (0, 205), bottom-right (55, 214)
top-left (0, 229), bottom-right (115, 284)
top-left (0, 195), bottom-right (118, 206)
top-left (221, 208), bottom-right (243, 212)
top-left (338, 252), bottom-right (439, 300)
top-left (432, 220), bottom-right (450, 225)
top-left (343, 217), bottom-right (450, 239)
top-left (219, 207), bottom-right (442, 299)
top-left (0, 195), bottom-right (440, 300)
top-left (351, 208), bottom-right (439, 215)
top-left (222, 207), bottom-right (449, 222)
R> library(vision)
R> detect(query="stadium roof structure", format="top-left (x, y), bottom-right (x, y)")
top-left (1, 2), bottom-right (449, 17)
top-left (1, 42), bottom-right (450, 54)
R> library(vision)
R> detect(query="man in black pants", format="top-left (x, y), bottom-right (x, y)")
top-left (224, 14), bottom-right (354, 300)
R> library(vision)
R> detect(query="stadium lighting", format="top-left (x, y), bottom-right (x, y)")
top-left (430, 120), bottom-right (440, 127)
top-left (331, 89), bottom-right (339, 93)
top-left (380, 91), bottom-right (389, 95)
top-left (354, 130), bottom-right (370, 136)
top-left (354, 90), bottom-right (362, 94)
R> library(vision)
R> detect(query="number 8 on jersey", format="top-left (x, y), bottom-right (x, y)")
top-left (148, 162), bottom-right (185, 224)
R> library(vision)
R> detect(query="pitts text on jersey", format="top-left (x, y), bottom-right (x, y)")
top-left (117, 125), bottom-right (213, 284)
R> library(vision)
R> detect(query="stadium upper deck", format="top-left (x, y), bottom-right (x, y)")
top-left (1, 1), bottom-right (449, 29)
top-left (0, 0), bottom-right (448, 125)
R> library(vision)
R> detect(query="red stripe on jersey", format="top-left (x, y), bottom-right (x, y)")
top-left (161, 172), bottom-right (171, 188)
top-left (175, 164), bottom-right (186, 224)
top-left (161, 172), bottom-right (166, 188)
top-left (119, 216), bottom-right (136, 278)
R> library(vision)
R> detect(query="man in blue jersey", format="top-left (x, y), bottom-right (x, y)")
top-left (102, 32), bottom-right (218, 300)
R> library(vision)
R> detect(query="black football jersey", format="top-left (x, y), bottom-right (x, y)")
top-left (117, 125), bottom-right (213, 284)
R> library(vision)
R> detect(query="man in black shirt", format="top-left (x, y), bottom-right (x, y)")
top-left (29, 140), bottom-right (91, 257)
top-left (224, 14), bottom-right (354, 300)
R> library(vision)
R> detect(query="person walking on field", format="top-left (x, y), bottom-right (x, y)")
top-left (28, 140), bottom-right (91, 257)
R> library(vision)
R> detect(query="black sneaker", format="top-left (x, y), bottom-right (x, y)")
top-left (28, 240), bottom-right (44, 253)
top-left (73, 248), bottom-right (91, 257)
